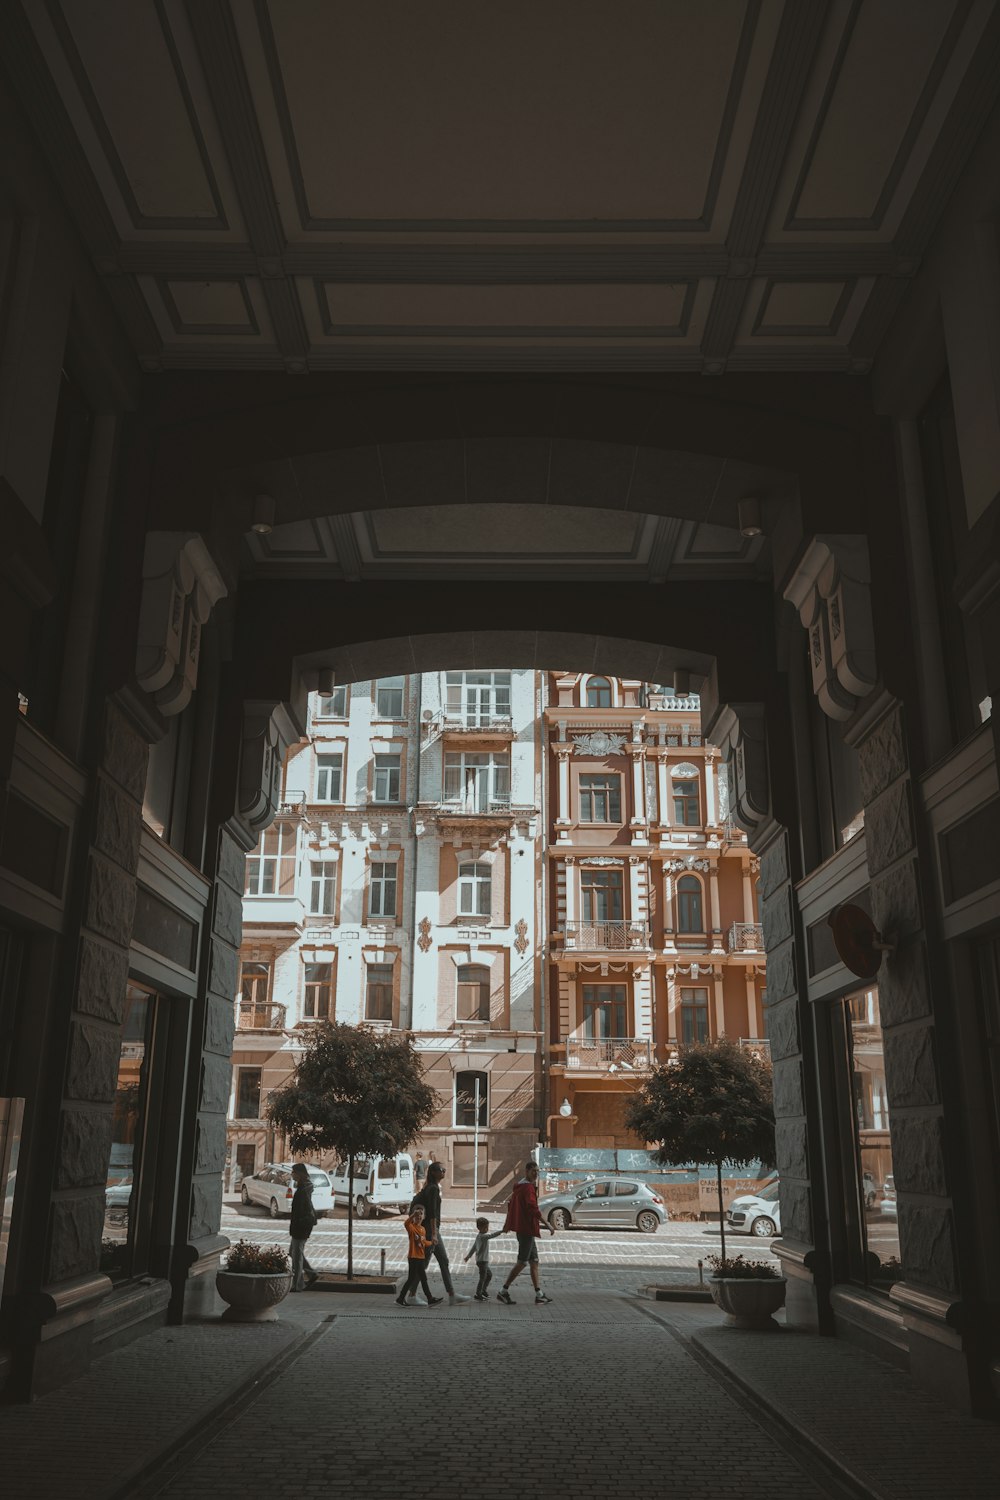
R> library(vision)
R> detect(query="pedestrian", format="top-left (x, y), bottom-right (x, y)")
top-left (288, 1162), bottom-right (319, 1291)
top-left (463, 1216), bottom-right (505, 1301)
top-left (496, 1161), bottom-right (554, 1305)
top-left (413, 1152), bottom-right (427, 1193)
top-left (396, 1204), bottom-right (442, 1307)
top-left (407, 1160), bottom-right (469, 1304)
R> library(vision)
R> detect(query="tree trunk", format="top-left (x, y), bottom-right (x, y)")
top-left (347, 1151), bottom-right (355, 1280)
top-left (716, 1158), bottom-right (726, 1264)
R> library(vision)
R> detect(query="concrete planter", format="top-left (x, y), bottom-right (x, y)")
top-left (216, 1270), bottom-right (292, 1321)
top-left (709, 1276), bottom-right (786, 1329)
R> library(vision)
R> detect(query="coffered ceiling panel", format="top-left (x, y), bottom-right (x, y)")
top-left (6, 0), bottom-right (1000, 371)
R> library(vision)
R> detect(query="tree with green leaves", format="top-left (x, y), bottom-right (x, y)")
top-left (624, 1039), bottom-right (775, 1263)
top-left (265, 1022), bottom-right (440, 1279)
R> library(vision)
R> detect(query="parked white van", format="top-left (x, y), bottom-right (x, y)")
top-left (331, 1154), bottom-right (416, 1217)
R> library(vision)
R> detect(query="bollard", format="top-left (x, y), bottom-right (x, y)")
top-left (697, 1258), bottom-right (704, 1285)
top-left (380, 1248), bottom-right (386, 1276)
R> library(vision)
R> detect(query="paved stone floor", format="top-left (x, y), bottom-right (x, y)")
top-left (2, 1271), bottom-right (1000, 1500)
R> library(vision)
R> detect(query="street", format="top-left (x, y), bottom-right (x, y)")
top-left (221, 1201), bottom-right (783, 1283)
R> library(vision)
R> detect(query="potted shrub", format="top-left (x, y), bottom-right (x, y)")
top-left (216, 1239), bottom-right (292, 1321)
top-left (708, 1254), bottom-right (786, 1329)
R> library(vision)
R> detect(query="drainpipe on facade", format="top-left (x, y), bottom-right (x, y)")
top-left (405, 674), bottom-right (423, 1033)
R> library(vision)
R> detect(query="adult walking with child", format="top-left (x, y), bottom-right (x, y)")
top-left (496, 1161), bottom-right (554, 1305)
top-left (396, 1204), bottom-right (442, 1307)
top-left (463, 1217), bottom-right (504, 1300)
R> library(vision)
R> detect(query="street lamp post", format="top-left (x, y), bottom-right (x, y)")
top-left (473, 1075), bottom-right (480, 1213)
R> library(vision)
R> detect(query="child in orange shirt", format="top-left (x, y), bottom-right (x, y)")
top-left (396, 1204), bottom-right (442, 1307)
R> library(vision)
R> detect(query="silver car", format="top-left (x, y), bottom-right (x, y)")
top-left (538, 1178), bottom-right (668, 1233)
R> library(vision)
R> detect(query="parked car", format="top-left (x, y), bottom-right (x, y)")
top-left (880, 1174), bottom-right (897, 1218)
top-left (727, 1180), bottom-right (782, 1238)
top-left (538, 1178), bottom-right (668, 1233)
top-left (104, 1172), bottom-right (133, 1226)
top-left (240, 1163), bottom-right (334, 1218)
top-left (330, 1154), bottom-right (415, 1217)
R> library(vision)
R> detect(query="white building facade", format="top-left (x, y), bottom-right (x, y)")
top-left (227, 671), bottom-right (545, 1202)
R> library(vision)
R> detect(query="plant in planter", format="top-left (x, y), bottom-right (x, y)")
top-left (266, 1022), bottom-right (439, 1280)
top-left (706, 1253), bottom-right (786, 1328)
top-left (216, 1239), bottom-right (292, 1322)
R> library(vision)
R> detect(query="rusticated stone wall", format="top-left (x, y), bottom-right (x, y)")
top-left (853, 696), bottom-right (957, 1297)
top-left (48, 697), bottom-right (146, 1284)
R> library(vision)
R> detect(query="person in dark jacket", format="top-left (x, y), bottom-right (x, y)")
top-left (289, 1162), bottom-right (319, 1291)
top-left (407, 1160), bottom-right (469, 1304)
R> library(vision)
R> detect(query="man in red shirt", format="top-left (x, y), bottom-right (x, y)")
top-left (496, 1160), bottom-right (555, 1305)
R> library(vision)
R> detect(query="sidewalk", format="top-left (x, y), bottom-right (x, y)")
top-left (1, 1276), bottom-right (997, 1500)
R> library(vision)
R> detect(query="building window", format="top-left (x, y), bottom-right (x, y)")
top-left (308, 861), bottom-right (336, 916)
top-left (101, 983), bottom-right (155, 1280)
top-left (245, 822), bottom-right (296, 895)
top-left (376, 676), bottom-right (405, 718)
top-left (316, 753), bottom-right (343, 802)
top-left (458, 861), bottom-right (491, 917)
top-left (443, 752), bottom-right (510, 812)
top-left (673, 777), bottom-right (700, 825)
top-left (235, 1067), bottom-right (262, 1119)
top-left (373, 754), bottom-right (401, 802)
top-left (454, 1070), bottom-right (489, 1126)
top-left (370, 861), bottom-right (397, 919)
top-left (240, 960), bottom-right (271, 1007)
top-left (582, 984), bottom-right (627, 1038)
top-left (680, 987), bottom-right (710, 1044)
top-left (581, 868), bottom-right (624, 921)
top-left (445, 671), bottom-right (511, 726)
top-left (303, 963), bottom-right (333, 1020)
top-left (837, 986), bottom-right (900, 1289)
top-left (456, 964), bottom-right (491, 1022)
top-left (365, 963), bottom-right (394, 1021)
top-left (579, 773), bottom-right (621, 823)
top-left (586, 675), bottom-right (613, 707)
top-left (315, 686), bottom-right (347, 718)
top-left (676, 875), bottom-right (704, 932)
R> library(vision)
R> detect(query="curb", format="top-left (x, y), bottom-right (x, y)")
top-left (688, 1330), bottom-right (889, 1500)
top-left (107, 1316), bottom-right (332, 1500)
top-left (638, 1283), bottom-right (714, 1303)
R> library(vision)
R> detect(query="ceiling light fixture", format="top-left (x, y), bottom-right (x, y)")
top-left (251, 493), bottom-right (275, 535)
top-left (738, 496), bottom-right (763, 538)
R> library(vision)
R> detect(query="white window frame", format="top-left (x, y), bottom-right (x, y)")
top-left (245, 821), bottom-right (296, 895)
top-left (445, 671), bottom-right (512, 726)
top-left (585, 675), bottom-right (614, 708)
top-left (369, 861), bottom-right (398, 918)
top-left (316, 753), bottom-right (343, 803)
top-left (443, 751), bottom-right (510, 811)
top-left (375, 677), bottom-right (405, 718)
top-left (458, 861), bottom-right (491, 917)
top-left (456, 964), bottom-right (491, 1022)
top-left (314, 686), bottom-right (347, 718)
top-left (308, 860), bottom-right (336, 916)
top-left (303, 962), bottom-right (333, 1021)
top-left (373, 753), bottom-right (401, 803)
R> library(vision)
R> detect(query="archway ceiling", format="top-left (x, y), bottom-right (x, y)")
top-left (8, 1), bottom-right (1000, 374)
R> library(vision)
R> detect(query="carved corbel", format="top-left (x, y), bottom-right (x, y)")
top-left (135, 533), bottom-right (227, 714)
top-left (703, 702), bottom-right (770, 837)
top-left (237, 700), bottom-right (304, 837)
top-left (784, 535), bottom-right (877, 721)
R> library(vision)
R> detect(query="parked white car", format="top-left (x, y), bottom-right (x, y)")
top-left (331, 1154), bottom-right (415, 1217)
top-left (726, 1180), bottom-right (782, 1238)
top-left (240, 1163), bottom-right (334, 1218)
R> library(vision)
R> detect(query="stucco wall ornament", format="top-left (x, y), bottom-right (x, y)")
top-left (573, 731), bottom-right (627, 755)
top-left (585, 856), bottom-right (624, 866)
top-left (783, 535), bottom-right (878, 721)
top-left (514, 919), bottom-right (530, 956)
top-left (666, 857), bottom-right (709, 872)
top-left (705, 703), bottom-right (770, 837)
top-left (237, 700), bottom-right (304, 841)
top-left (417, 917), bottom-right (433, 953)
top-left (135, 532), bottom-right (227, 715)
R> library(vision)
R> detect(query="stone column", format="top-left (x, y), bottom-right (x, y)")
top-left (628, 742), bottom-right (646, 834)
top-left (656, 753), bottom-right (670, 834)
top-left (745, 971), bottom-right (758, 1039)
top-left (662, 868), bottom-right (676, 952)
top-left (704, 756), bottom-right (717, 825)
top-left (742, 863), bottom-right (755, 925)
top-left (712, 969), bottom-right (725, 1038)
top-left (708, 864), bottom-right (724, 953)
top-left (553, 744), bottom-right (573, 841)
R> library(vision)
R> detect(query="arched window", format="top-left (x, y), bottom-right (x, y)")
top-left (677, 875), bottom-right (704, 933)
top-left (586, 675), bottom-right (613, 707)
top-left (456, 964), bottom-right (490, 1022)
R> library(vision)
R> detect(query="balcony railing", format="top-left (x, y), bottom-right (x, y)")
top-left (565, 1037), bottom-right (653, 1072)
top-left (235, 1001), bottom-right (286, 1031)
top-left (727, 922), bottom-right (764, 953)
top-left (739, 1037), bottom-right (771, 1060)
top-left (560, 920), bottom-right (650, 951)
top-left (442, 713), bottom-right (514, 734)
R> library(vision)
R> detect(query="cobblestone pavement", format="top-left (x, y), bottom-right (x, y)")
top-left (149, 1289), bottom-right (830, 1500)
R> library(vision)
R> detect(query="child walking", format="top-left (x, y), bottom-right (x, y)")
top-left (463, 1216), bottom-right (505, 1301)
top-left (396, 1204), bottom-right (442, 1307)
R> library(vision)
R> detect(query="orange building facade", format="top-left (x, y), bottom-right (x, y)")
top-left (544, 675), bottom-right (766, 1150)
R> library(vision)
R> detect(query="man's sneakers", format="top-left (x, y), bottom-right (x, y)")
top-left (535, 1291), bottom-right (553, 1304)
top-left (426, 1296), bottom-right (443, 1306)
top-left (449, 1293), bottom-right (470, 1304)
top-left (496, 1288), bottom-right (515, 1305)
top-left (395, 1296), bottom-right (410, 1307)
top-left (405, 1296), bottom-right (418, 1305)
top-left (473, 1292), bottom-right (488, 1301)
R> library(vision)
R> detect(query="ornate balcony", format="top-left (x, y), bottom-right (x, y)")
top-left (564, 1037), bottom-right (653, 1073)
top-left (727, 922), bottom-right (764, 953)
top-left (559, 920), bottom-right (650, 951)
top-left (235, 1001), bottom-right (286, 1031)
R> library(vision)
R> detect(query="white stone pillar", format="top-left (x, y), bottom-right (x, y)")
top-left (742, 864), bottom-right (754, 926)
top-left (666, 968), bottom-right (678, 1042)
top-left (745, 972), bottom-right (758, 1039)
top-left (663, 868), bottom-right (676, 952)
top-left (657, 754), bottom-right (670, 833)
top-left (629, 747), bottom-right (646, 834)
top-left (704, 757), bottom-right (717, 825)
top-left (713, 971), bottom-right (725, 1039)
top-left (709, 865), bottom-right (723, 952)
top-left (563, 857), bottom-right (576, 925)
top-left (554, 746), bottom-right (572, 840)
